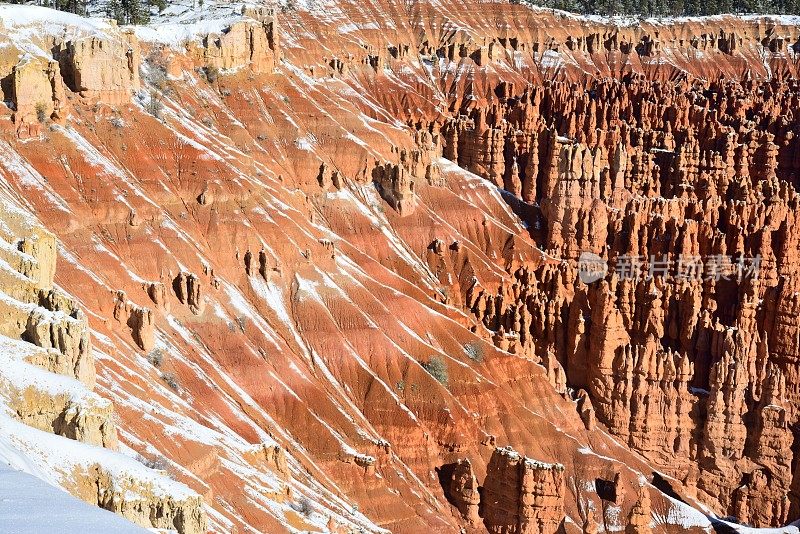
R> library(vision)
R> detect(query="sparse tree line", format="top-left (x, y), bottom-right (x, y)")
top-left (9, 0), bottom-right (165, 24)
top-left (514, 0), bottom-right (800, 17)
top-left (10, 0), bottom-right (800, 24)
top-left (14, 0), bottom-right (800, 22)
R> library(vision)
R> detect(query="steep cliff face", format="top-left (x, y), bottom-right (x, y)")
top-left (0, 1), bottom-right (799, 532)
top-left (0, 192), bottom-right (206, 533)
top-left (481, 447), bottom-right (565, 534)
top-left (9, 55), bottom-right (68, 137)
top-left (194, 7), bottom-right (280, 73)
top-left (428, 30), bottom-right (800, 525)
top-left (444, 448), bottom-right (565, 533)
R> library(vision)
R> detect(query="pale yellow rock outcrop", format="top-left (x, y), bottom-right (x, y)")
top-left (11, 54), bottom-right (69, 129)
top-left (196, 7), bottom-right (280, 74)
top-left (0, 193), bottom-right (206, 534)
top-left (57, 30), bottom-right (141, 103)
top-left (8, 382), bottom-right (118, 448)
top-left (69, 464), bottom-right (207, 534)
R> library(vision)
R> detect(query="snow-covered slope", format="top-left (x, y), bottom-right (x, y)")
top-left (0, 189), bottom-right (205, 533)
top-left (0, 463), bottom-right (146, 534)
top-left (0, 0), bottom-right (799, 532)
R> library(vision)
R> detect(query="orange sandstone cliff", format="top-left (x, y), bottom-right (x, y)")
top-left (0, 1), bottom-right (799, 532)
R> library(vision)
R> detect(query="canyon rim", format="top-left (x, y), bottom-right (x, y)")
top-left (0, 0), bottom-right (799, 532)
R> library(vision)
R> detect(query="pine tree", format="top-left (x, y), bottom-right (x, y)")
top-left (107, 0), bottom-right (150, 25)
top-left (54, 0), bottom-right (87, 15)
top-left (519, 0), bottom-right (800, 16)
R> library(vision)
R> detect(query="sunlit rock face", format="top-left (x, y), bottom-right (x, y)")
top-left (0, 1), bottom-right (799, 532)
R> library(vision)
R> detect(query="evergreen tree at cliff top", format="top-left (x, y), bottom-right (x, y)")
top-left (7, 0), bottom-right (162, 23)
top-left (515, 0), bottom-right (800, 17)
top-left (6, 0), bottom-right (799, 22)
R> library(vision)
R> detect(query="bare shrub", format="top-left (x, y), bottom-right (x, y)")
top-left (422, 355), bottom-right (449, 385)
top-left (147, 349), bottom-right (163, 368)
top-left (146, 90), bottom-right (164, 118)
top-left (35, 102), bottom-right (48, 123)
top-left (464, 341), bottom-right (484, 363)
top-left (161, 372), bottom-right (179, 392)
top-left (202, 65), bottom-right (220, 83)
top-left (291, 496), bottom-right (313, 516)
top-left (137, 453), bottom-right (169, 471)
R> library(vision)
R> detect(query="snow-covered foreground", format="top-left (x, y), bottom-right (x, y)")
top-left (0, 463), bottom-right (146, 533)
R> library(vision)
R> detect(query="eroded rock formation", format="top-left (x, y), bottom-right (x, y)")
top-left (445, 459), bottom-right (481, 527)
top-left (196, 6), bottom-right (280, 73)
top-left (444, 447), bottom-right (565, 533)
top-left (0, 195), bottom-right (205, 533)
top-left (426, 52), bottom-right (800, 527)
top-left (1, 1), bottom-right (799, 532)
top-left (481, 447), bottom-right (565, 534)
top-left (10, 54), bottom-right (68, 137)
top-left (57, 32), bottom-right (141, 103)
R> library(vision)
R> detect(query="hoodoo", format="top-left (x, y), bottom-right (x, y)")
top-left (0, 0), bottom-right (799, 532)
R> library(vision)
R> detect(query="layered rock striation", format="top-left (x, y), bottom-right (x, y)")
top-left (0, 1), bottom-right (799, 532)
top-left (0, 195), bottom-right (205, 533)
top-left (445, 447), bottom-right (565, 534)
top-left (437, 70), bottom-right (800, 527)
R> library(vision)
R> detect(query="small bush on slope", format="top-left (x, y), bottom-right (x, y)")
top-left (464, 342), bottom-right (484, 363)
top-left (422, 356), bottom-right (449, 385)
